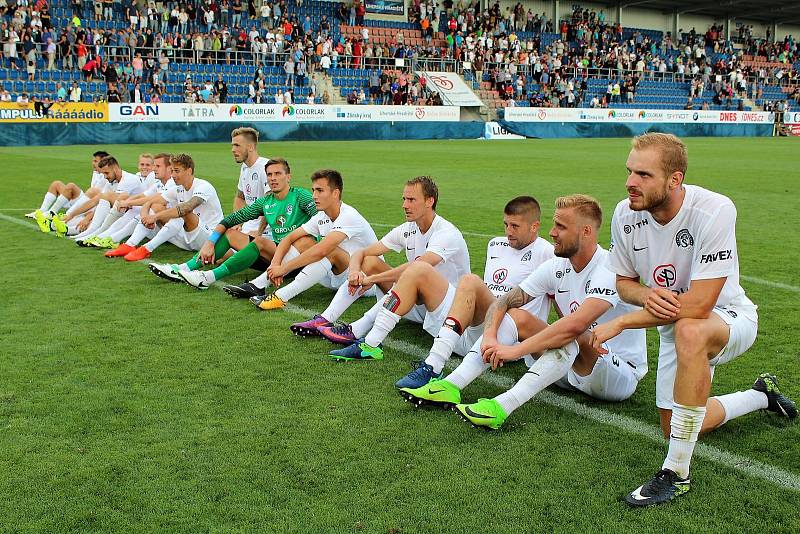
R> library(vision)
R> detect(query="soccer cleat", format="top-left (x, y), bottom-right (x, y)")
top-left (96, 237), bottom-right (118, 249)
top-left (124, 246), bottom-right (152, 262)
top-left (455, 398), bottom-right (508, 430)
top-left (290, 315), bottom-right (332, 337)
top-left (105, 243), bottom-right (136, 258)
top-left (34, 210), bottom-right (51, 233)
top-left (179, 269), bottom-right (212, 290)
top-left (222, 281), bottom-right (265, 299)
top-left (25, 211), bottom-right (37, 219)
top-left (399, 378), bottom-right (461, 409)
top-left (395, 360), bottom-right (444, 389)
top-left (329, 341), bottom-right (384, 362)
top-left (50, 214), bottom-right (68, 236)
top-left (85, 236), bottom-right (104, 248)
top-left (148, 262), bottom-right (184, 283)
top-left (318, 323), bottom-right (358, 345)
top-left (253, 293), bottom-right (286, 310)
top-left (75, 237), bottom-right (93, 247)
top-left (624, 469), bottom-right (691, 507)
top-left (752, 373), bottom-right (798, 419)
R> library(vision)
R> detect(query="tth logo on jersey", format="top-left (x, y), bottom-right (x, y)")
top-left (675, 229), bottom-right (694, 248)
top-left (623, 219), bottom-right (648, 234)
top-left (492, 268), bottom-right (508, 285)
top-left (521, 251), bottom-right (532, 262)
top-left (403, 230), bottom-right (417, 238)
top-left (654, 264), bottom-right (677, 288)
top-left (569, 301), bottom-right (579, 313)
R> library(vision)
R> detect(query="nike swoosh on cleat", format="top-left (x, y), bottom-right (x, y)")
top-left (427, 388), bottom-right (445, 394)
top-left (629, 486), bottom-right (649, 501)
top-left (464, 406), bottom-right (494, 419)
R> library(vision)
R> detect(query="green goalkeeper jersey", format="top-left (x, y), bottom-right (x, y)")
top-left (219, 187), bottom-right (317, 243)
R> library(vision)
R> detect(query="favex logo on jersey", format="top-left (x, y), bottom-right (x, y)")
top-left (700, 249), bottom-right (732, 263)
top-left (654, 264), bottom-right (677, 288)
top-left (588, 287), bottom-right (616, 296)
top-left (492, 268), bottom-right (508, 284)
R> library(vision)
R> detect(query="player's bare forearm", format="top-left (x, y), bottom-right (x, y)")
top-left (515, 314), bottom-right (587, 358)
top-left (348, 249), bottom-right (366, 273)
top-left (616, 276), bottom-right (648, 307)
top-left (70, 195), bottom-right (99, 217)
top-left (233, 190), bottom-right (245, 212)
top-left (366, 263), bottom-right (409, 285)
top-left (484, 286), bottom-right (531, 337)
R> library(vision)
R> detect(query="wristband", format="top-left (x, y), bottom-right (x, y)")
top-left (209, 230), bottom-right (222, 244)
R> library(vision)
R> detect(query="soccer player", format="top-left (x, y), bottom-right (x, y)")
top-left (301, 176), bottom-right (471, 361)
top-left (103, 153), bottom-right (176, 255)
top-left (245, 168), bottom-right (379, 306)
top-left (590, 133), bottom-right (796, 507)
top-left (80, 153), bottom-right (155, 246)
top-left (154, 158), bottom-right (317, 288)
top-left (391, 196), bottom-right (554, 388)
top-left (31, 150), bottom-right (110, 232)
top-left (51, 156), bottom-right (144, 240)
top-left (120, 153), bottom-right (223, 261)
top-left (408, 195), bottom-right (648, 430)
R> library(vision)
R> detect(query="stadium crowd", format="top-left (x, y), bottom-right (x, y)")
top-left (1, 0), bottom-right (797, 108)
top-left (25, 128), bottom-right (798, 507)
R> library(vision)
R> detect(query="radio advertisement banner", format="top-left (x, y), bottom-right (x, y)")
top-left (0, 102), bottom-right (108, 123)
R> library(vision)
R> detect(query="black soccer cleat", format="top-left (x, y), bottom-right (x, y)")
top-left (752, 373), bottom-right (798, 419)
top-left (624, 468), bottom-right (690, 507)
top-left (222, 282), bottom-right (265, 299)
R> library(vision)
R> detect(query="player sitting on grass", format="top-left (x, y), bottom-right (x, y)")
top-left (401, 195), bottom-right (648, 431)
top-left (79, 153), bottom-right (156, 248)
top-left (388, 196), bottom-right (554, 388)
top-left (247, 169), bottom-right (379, 307)
top-left (49, 156), bottom-right (144, 241)
top-left (152, 158), bottom-right (317, 288)
top-left (590, 133), bottom-right (797, 507)
top-left (115, 153), bottom-right (223, 262)
top-left (291, 176), bottom-right (470, 361)
top-left (29, 150), bottom-right (110, 229)
top-left (102, 153), bottom-right (176, 255)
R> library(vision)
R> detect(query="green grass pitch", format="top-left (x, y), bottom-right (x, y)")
top-left (0, 137), bottom-right (798, 532)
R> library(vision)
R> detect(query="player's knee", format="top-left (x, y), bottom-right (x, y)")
top-left (405, 260), bottom-right (434, 279)
top-left (49, 180), bottom-right (64, 192)
top-left (457, 273), bottom-right (483, 293)
top-left (674, 319), bottom-right (709, 352)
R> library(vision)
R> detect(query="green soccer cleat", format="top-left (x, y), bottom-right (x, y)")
top-left (455, 398), bottom-right (508, 430)
top-left (96, 237), bottom-right (119, 249)
top-left (85, 236), bottom-right (103, 248)
top-left (34, 210), bottom-right (51, 233)
top-left (329, 341), bottom-right (384, 362)
top-left (50, 213), bottom-right (68, 236)
top-left (399, 378), bottom-right (461, 409)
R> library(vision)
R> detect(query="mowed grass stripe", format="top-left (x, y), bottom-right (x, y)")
top-left (4, 212), bottom-right (800, 494)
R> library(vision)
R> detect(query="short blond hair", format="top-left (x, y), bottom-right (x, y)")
top-left (631, 133), bottom-right (688, 178)
top-left (138, 153), bottom-right (154, 161)
top-left (231, 126), bottom-right (259, 144)
top-left (555, 194), bottom-right (602, 229)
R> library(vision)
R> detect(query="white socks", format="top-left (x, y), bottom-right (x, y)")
top-left (39, 191), bottom-right (57, 212)
top-left (126, 219), bottom-right (154, 247)
top-left (65, 193), bottom-right (89, 217)
top-left (93, 207), bottom-right (124, 236)
top-left (425, 326), bottom-right (461, 373)
top-left (249, 246), bottom-right (300, 289)
top-left (50, 194), bottom-right (72, 214)
top-left (321, 281), bottom-right (362, 322)
top-left (446, 314), bottom-right (519, 389)
top-left (274, 257), bottom-right (332, 302)
top-left (663, 403), bottom-right (707, 479)
top-left (144, 217), bottom-right (184, 252)
top-left (364, 302), bottom-right (402, 347)
top-left (74, 199), bottom-right (111, 239)
top-left (351, 297), bottom-right (385, 338)
top-left (495, 341), bottom-right (578, 415)
top-left (713, 389), bottom-right (768, 425)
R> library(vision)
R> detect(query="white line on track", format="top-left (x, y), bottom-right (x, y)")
top-left (3, 211), bottom-right (800, 492)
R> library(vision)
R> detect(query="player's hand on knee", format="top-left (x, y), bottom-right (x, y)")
top-left (644, 287), bottom-right (681, 319)
top-left (590, 321), bottom-right (620, 354)
top-left (480, 334), bottom-right (499, 363)
top-left (487, 344), bottom-right (518, 370)
top-left (199, 242), bottom-right (215, 265)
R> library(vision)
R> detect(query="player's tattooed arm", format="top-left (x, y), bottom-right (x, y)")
top-left (175, 196), bottom-right (205, 217)
top-left (482, 286), bottom-right (532, 341)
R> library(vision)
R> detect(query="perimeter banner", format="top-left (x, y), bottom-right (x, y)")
top-left (107, 103), bottom-right (460, 122)
top-left (504, 107), bottom-right (774, 124)
top-left (365, 0), bottom-right (404, 15)
top-left (0, 102), bottom-right (108, 122)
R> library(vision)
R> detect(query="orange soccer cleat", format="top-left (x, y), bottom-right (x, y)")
top-left (124, 246), bottom-right (152, 262)
top-left (105, 243), bottom-right (136, 258)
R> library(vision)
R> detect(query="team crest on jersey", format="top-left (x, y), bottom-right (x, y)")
top-left (585, 280), bottom-right (591, 294)
top-left (569, 301), bottom-right (579, 313)
top-left (555, 270), bottom-right (564, 279)
top-left (675, 229), bottom-right (694, 248)
top-left (277, 215), bottom-right (286, 226)
top-left (246, 184), bottom-right (252, 195)
top-left (286, 204), bottom-right (293, 215)
top-left (492, 268), bottom-right (508, 284)
top-left (521, 251), bottom-right (532, 262)
top-left (654, 264), bottom-right (677, 288)
top-left (251, 172), bottom-right (258, 181)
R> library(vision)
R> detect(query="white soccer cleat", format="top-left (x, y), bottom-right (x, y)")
top-left (178, 269), bottom-right (212, 290)
top-left (148, 262), bottom-right (184, 283)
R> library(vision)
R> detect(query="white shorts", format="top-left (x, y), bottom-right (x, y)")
top-left (655, 304), bottom-right (758, 409)
top-left (400, 284), bottom-right (458, 337)
top-left (553, 350), bottom-right (643, 402)
top-left (170, 222), bottom-right (212, 251)
top-left (241, 219), bottom-right (262, 236)
top-left (318, 268), bottom-right (349, 290)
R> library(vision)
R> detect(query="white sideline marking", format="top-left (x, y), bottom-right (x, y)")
top-left (3, 212), bottom-right (800, 492)
top-left (0, 208), bottom-right (31, 211)
top-left (741, 275), bottom-right (800, 294)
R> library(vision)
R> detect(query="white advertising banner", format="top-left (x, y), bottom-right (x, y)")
top-left (415, 71), bottom-right (484, 107)
top-left (108, 103), bottom-right (460, 123)
top-left (785, 111), bottom-right (800, 125)
top-left (504, 107), bottom-right (774, 124)
top-left (483, 121), bottom-right (525, 139)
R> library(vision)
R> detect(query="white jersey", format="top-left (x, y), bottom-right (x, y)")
top-left (301, 202), bottom-right (378, 255)
top-left (484, 236), bottom-right (554, 321)
top-left (238, 156), bottom-right (271, 205)
top-left (144, 177), bottom-right (175, 196)
top-left (139, 171), bottom-right (158, 192)
top-left (609, 184), bottom-right (755, 320)
top-left (519, 247), bottom-right (648, 375)
top-left (161, 177), bottom-right (224, 228)
top-left (381, 215), bottom-right (471, 286)
top-left (115, 170), bottom-right (145, 196)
